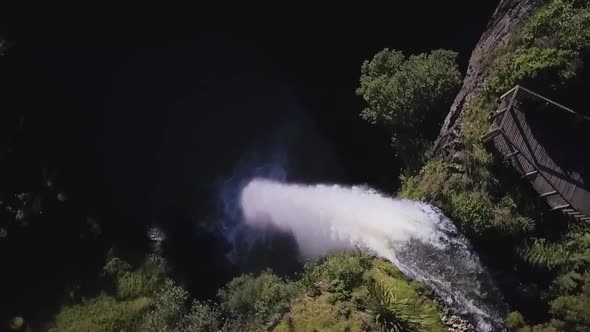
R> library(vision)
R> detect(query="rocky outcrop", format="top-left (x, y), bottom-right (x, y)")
top-left (432, 0), bottom-right (540, 161)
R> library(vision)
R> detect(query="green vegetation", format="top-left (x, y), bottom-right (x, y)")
top-left (141, 279), bottom-right (221, 332)
top-left (8, 1), bottom-right (590, 331)
top-left (50, 257), bottom-right (161, 332)
top-left (49, 254), bottom-right (221, 332)
top-left (218, 271), bottom-right (298, 330)
top-left (365, 279), bottom-right (425, 332)
top-left (357, 49), bottom-right (462, 171)
top-left (274, 252), bottom-right (444, 332)
top-left (47, 252), bottom-right (445, 332)
top-left (396, 0), bottom-right (590, 329)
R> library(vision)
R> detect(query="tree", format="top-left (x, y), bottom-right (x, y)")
top-left (356, 49), bottom-right (461, 171)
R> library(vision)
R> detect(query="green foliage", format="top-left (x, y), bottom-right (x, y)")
top-left (484, 0), bottom-right (590, 98)
top-left (523, 0), bottom-right (590, 50)
top-left (274, 254), bottom-right (445, 332)
top-left (357, 48), bottom-right (462, 170)
top-left (322, 252), bottom-right (372, 292)
top-left (8, 316), bottom-right (24, 331)
top-left (519, 239), bottom-right (569, 269)
top-left (183, 302), bottom-right (221, 332)
top-left (365, 279), bottom-right (424, 332)
top-left (50, 295), bottom-right (152, 332)
top-left (506, 311), bottom-right (528, 330)
top-left (103, 257), bottom-right (163, 300)
top-left (486, 47), bottom-right (577, 97)
top-left (549, 273), bottom-right (590, 331)
top-left (299, 260), bottom-right (325, 288)
top-left (218, 271), bottom-right (296, 330)
top-left (493, 196), bottom-right (536, 235)
top-left (51, 255), bottom-right (221, 332)
top-left (142, 279), bottom-right (221, 332)
top-left (399, 161), bottom-right (452, 201)
top-left (141, 279), bottom-right (189, 332)
top-left (447, 192), bottom-right (494, 236)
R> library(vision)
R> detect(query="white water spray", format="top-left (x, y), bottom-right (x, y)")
top-left (239, 178), bottom-right (506, 331)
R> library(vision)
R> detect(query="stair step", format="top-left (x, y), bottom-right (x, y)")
top-left (521, 170), bottom-right (538, 179)
top-left (550, 204), bottom-right (570, 211)
top-left (505, 151), bottom-right (520, 159)
top-left (538, 191), bottom-right (558, 198)
top-left (482, 128), bottom-right (502, 142)
top-left (490, 108), bottom-right (509, 120)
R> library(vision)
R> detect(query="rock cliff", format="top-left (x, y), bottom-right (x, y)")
top-left (433, 0), bottom-right (540, 161)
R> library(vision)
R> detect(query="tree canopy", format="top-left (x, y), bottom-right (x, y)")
top-left (356, 49), bottom-right (462, 171)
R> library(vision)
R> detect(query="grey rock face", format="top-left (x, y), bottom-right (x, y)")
top-left (432, 0), bottom-right (541, 161)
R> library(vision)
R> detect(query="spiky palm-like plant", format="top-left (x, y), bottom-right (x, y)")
top-left (365, 280), bottom-right (424, 332)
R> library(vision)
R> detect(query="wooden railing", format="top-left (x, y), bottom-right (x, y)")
top-left (483, 86), bottom-right (590, 222)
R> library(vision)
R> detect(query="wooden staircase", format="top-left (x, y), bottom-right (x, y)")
top-left (482, 86), bottom-right (590, 222)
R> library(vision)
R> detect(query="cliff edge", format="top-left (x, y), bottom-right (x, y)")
top-left (433, 0), bottom-right (540, 161)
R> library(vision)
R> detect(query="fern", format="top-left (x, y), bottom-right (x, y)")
top-left (519, 239), bottom-right (568, 269)
top-left (552, 271), bottom-right (585, 294)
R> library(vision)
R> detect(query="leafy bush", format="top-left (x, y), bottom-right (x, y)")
top-left (399, 161), bottom-right (452, 201)
top-left (448, 192), bottom-right (495, 236)
top-left (506, 311), bottom-right (528, 330)
top-left (141, 279), bottom-right (188, 332)
top-left (357, 49), bottom-right (462, 170)
top-left (116, 270), bottom-right (161, 300)
top-left (142, 279), bottom-right (221, 332)
top-left (523, 0), bottom-right (590, 50)
top-left (486, 47), bottom-right (577, 97)
top-left (322, 252), bottom-right (372, 292)
top-left (182, 302), bottom-right (221, 332)
top-left (493, 196), bottom-right (536, 235)
top-left (299, 260), bottom-right (325, 288)
top-left (549, 273), bottom-right (590, 331)
top-left (50, 296), bottom-right (152, 332)
top-left (365, 279), bottom-right (424, 332)
top-left (103, 257), bottom-right (163, 300)
top-left (218, 271), bottom-right (296, 329)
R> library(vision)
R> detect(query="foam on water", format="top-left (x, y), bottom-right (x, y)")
top-left (239, 178), bottom-right (506, 331)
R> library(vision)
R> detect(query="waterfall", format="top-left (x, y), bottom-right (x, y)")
top-left (237, 178), bottom-right (506, 331)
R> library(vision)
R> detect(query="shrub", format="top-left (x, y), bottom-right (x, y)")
top-left (141, 279), bottom-right (188, 332)
top-left (218, 271), bottom-right (296, 329)
top-left (549, 273), bottom-right (590, 331)
top-left (399, 161), bottom-right (451, 201)
top-left (523, 0), bottom-right (590, 50)
top-left (448, 192), bottom-right (495, 236)
top-left (182, 302), bottom-right (221, 332)
top-left (322, 252), bottom-right (372, 292)
top-left (50, 296), bottom-right (152, 332)
top-left (506, 311), bottom-right (528, 330)
top-left (357, 49), bottom-right (462, 170)
top-left (299, 260), bottom-right (325, 288)
top-left (486, 47), bottom-right (577, 97)
top-left (116, 270), bottom-right (161, 300)
top-left (139, 279), bottom-right (222, 332)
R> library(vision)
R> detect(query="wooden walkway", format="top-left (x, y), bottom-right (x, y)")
top-left (483, 86), bottom-right (590, 222)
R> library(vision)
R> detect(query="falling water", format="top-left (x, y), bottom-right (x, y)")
top-left (238, 178), bottom-right (506, 331)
